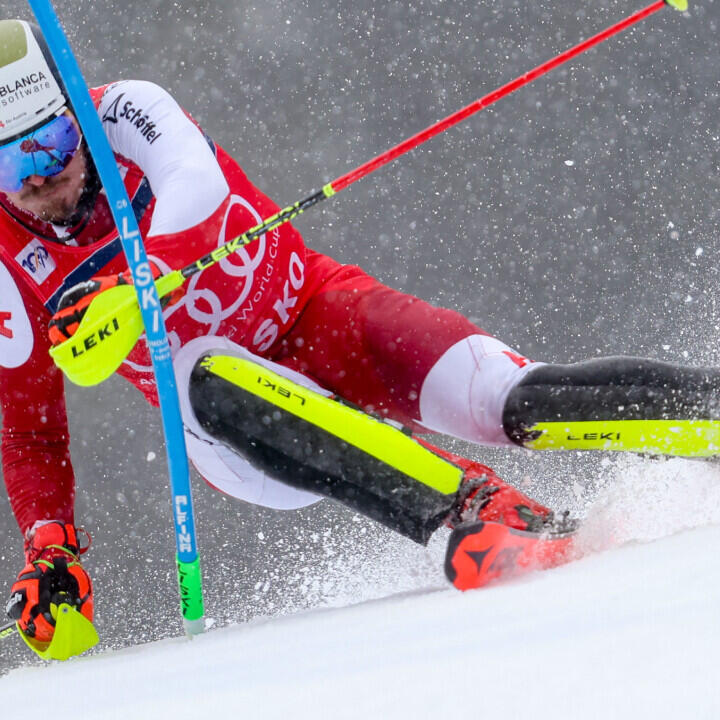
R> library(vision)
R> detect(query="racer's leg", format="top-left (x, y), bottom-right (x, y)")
top-left (185, 344), bottom-right (557, 544)
top-left (272, 259), bottom-right (720, 456)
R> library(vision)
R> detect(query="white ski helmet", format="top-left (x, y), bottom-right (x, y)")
top-left (0, 19), bottom-right (68, 144)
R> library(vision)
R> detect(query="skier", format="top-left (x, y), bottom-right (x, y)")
top-left (2, 19), bottom-right (718, 655)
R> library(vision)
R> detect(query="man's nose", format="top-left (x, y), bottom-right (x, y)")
top-left (24, 175), bottom-right (48, 187)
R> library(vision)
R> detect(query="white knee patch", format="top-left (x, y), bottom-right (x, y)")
top-left (174, 336), bottom-right (322, 510)
top-left (418, 334), bottom-right (542, 447)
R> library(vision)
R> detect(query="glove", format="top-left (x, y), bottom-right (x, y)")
top-left (6, 521), bottom-right (93, 644)
top-left (48, 274), bottom-right (126, 346)
top-left (48, 263), bottom-right (184, 346)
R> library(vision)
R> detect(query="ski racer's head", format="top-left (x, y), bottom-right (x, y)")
top-left (0, 19), bottom-right (90, 225)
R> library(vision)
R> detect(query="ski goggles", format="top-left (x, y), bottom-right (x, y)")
top-left (0, 110), bottom-right (82, 193)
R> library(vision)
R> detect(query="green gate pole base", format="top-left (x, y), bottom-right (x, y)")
top-left (177, 556), bottom-right (205, 636)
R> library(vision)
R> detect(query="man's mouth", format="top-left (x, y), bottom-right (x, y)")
top-left (22, 180), bottom-right (65, 200)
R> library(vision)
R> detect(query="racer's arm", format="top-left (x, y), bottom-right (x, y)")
top-left (2, 312), bottom-right (92, 651)
top-left (0, 262), bottom-right (74, 536)
top-left (97, 79), bottom-right (229, 237)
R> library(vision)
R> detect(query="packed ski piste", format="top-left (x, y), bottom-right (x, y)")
top-left (0, 0), bottom-right (707, 664)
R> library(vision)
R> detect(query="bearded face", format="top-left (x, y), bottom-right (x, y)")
top-left (4, 132), bottom-right (89, 225)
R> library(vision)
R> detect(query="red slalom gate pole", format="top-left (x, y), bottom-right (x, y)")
top-left (331, 0), bottom-right (670, 192)
top-left (184, 0), bottom-right (683, 282)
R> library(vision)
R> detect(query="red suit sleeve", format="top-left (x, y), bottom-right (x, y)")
top-left (1, 280), bottom-right (74, 537)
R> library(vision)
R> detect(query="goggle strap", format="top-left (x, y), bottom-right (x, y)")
top-left (0, 106), bottom-right (71, 149)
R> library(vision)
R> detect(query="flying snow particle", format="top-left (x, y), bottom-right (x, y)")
top-left (564, 160), bottom-right (575, 166)
top-left (146, 451), bottom-right (156, 462)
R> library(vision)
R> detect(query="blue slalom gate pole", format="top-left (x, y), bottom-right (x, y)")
top-left (28, 0), bottom-right (205, 635)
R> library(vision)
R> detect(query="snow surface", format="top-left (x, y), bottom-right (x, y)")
top-left (3, 456), bottom-right (720, 719)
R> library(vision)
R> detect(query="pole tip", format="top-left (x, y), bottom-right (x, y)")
top-left (183, 616), bottom-right (206, 636)
top-left (665, 0), bottom-right (688, 11)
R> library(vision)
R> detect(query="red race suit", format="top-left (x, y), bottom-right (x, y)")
top-left (0, 80), bottom-right (526, 534)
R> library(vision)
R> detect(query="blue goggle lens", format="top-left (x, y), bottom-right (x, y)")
top-left (0, 113), bottom-right (81, 193)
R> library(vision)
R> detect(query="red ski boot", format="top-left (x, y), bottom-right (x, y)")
top-left (443, 456), bottom-right (578, 590)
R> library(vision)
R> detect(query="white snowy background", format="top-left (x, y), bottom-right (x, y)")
top-left (1, 0), bottom-right (720, 716)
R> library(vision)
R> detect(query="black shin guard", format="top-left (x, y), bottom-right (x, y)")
top-left (503, 357), bottom-right (720, 455)
top-left (189, 354), bottom-right (463, 544)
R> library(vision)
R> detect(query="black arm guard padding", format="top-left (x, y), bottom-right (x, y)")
top-left (189, 358), bottom-right (456, 545)
top-left (503, 356), bottom-right (720, 445)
